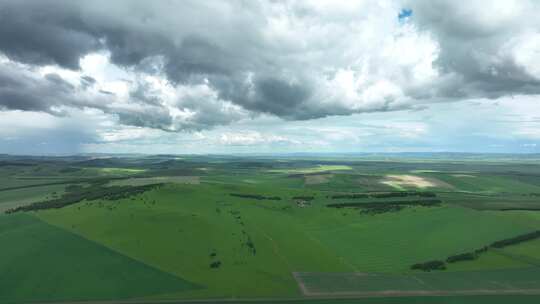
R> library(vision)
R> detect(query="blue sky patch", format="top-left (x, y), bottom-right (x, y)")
top-left (398, 8), bottom-right (413, 21)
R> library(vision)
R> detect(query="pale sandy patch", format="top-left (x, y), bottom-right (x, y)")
top-left (382, 175), bottom-right (437, 189)
top-left (452, 174), bottom-right (476, 178)
top-left (108, 176), bottom-right (200, 186)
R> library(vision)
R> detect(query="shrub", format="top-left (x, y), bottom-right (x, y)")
top-left (490, 230), bottom-right (540, 248)
top-left (411, 260), bottom-right (446, 271)
top-left (331, 193), bottom-right (369, 199)
top-left (360, 204), bottom-right (404, 215)
top-left (292, 196), bottom-right (315, 201)
top-left (446, 252), bottom-right (477, 263)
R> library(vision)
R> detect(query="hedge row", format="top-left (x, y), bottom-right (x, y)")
top-left (411, 260), bottom-right (446, 271)
top-left (490, 230), bottom-right (540, 248)
top-left (327, 199), bottom-right (442, 209)
top-left (292, 196), bottom-right (315, 201)
top-left (330, 191), bottom-right (436, 200)
top-left (411, 230), bottom-right (540, 271)
top-left (229, 193), bottom-right (281, 200)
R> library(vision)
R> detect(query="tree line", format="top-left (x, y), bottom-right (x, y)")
top-left (411, 230), bottom-right (540, 271)
top-left (411, 260), bottom-right (446, 271)
top-left (330, 191), bottom-right (437, 200)
top-left (327, 199), bottom-right (442, 209)
top-left (491, 230), bottom-right (540, 248)
top-left (292, 196), bottom-right (315, 201)
top-left (5, 183), bottom-right (162, 213)
top-left (229, 193), bottom-right (281, 200)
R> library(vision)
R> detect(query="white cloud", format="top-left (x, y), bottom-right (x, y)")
top-left (218, 131), bottom-right (300, 146)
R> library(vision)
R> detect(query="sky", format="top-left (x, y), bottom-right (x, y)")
top-left (0, 0), bottom-right (539, 155)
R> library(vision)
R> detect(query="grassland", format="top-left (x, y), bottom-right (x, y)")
top-left (35, 183), bottom-right (353, 299)
top-left (302, 206), bottom-right (535, 272)
top-left (295, 267), bottom-right (540, 295)
top-left (1, 154), bottom-right (540, 303)
top-left (0, 213), bottom-right (199, 304)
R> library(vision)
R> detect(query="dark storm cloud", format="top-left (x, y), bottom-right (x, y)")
top-left (0, 63), bottom-right (178, 130)
top-left (129, 80), bottom-right (163, 106)
top-left (405, 0), bottom-right (540, 99)
top-left (163, 36), bottom-right (237, 83)
top-left (0, 0), bottom-right (100, 69)
top-left (0, 65), bottom-right (80, 112)
top-left (214, 75), bottom-right (315, 119)
top-left (113, 106), bottom-right (173, 131)
top-left (0, 0), bottom-right (259, 75)
top-left (253, 78), bottom-right (312, 117)
top-left (0, 60), bottom-right (248, 132)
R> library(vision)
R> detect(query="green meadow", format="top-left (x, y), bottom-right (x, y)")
top-left (0, 213), bottom-right (199, 304)
top-left (1, 155), bottom-right (540, 303)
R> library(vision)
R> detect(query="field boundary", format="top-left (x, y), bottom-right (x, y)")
top-left (292, 272), bottom-right (540, 297)
top-left (24, 291), bottom-right (540, 304)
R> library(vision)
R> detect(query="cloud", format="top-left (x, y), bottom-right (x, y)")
top-left (0, 0), bottom-right (539, 137)
top-left (0, 1), bottom-right (100, 69)
top-left (219, 131), bottom-right (300, 146)
top-left (0, 0), bottom-right (435, 122)
top-left (0, 53), bottom-right (250, 132)
top-left (0, 61), bottom-right (106, 113)
top-left (405, 0), bottom-right (540, 99)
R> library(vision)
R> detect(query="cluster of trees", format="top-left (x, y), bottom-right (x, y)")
top-left (360, 204), bottom-right (404, 215)
top-left (227, 209), bottom-right (256, 256)
top-left (327, 199), bottom-right (442, 215)
top-left (331, 193), bottom-right (369, 199)
top-left (446, 252), bottom-right (478, 263)
top-left (330, 191), bottom-right (437, 200)
top-left (412, 230), bottom-right (539, 271)
top-left (327, 199), bottom-right (442, 209)
top-left (229, 193), bottom-right (281, 200)
top-left (372, 191), bottom-right (437, 198)
top-left (445, 246), bottom-right (488, 263)
top-left (292, 196), bottom-right (315, 201)
top-left (6, 183), bottom-right (162, 213)
top-left (209, 249), bottom-right (221, 269)
top-left (499, 207), bottom-right (540, 211)
top-left (245, 236), bottom-right (256, 255)
top-left (411, 260), bottom-right (446, 271)
top-left (490, 230), bottom-right (540, 248)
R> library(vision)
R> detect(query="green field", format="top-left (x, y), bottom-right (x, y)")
top-left (296, 267), bottom-right (540, 294)
top-left (0, 213), bottom-right (199, 304)
top-left (1, 155), bottom-right (540, 303)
